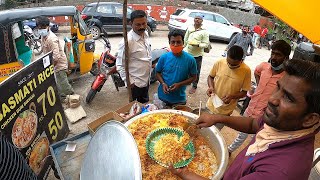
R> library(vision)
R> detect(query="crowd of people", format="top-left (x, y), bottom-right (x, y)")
top-left (1, 10), bottom-right (319, 180)
top-left (114, 10), bottom-right (319, 179)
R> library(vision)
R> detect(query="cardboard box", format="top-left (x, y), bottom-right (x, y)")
top-left (87, 111), bottom-right (124, 135)
top-left (115, 100), bottom-right (143, 121)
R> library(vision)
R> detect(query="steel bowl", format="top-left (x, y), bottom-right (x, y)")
top-left (124, 109), bottom-right (229, 179)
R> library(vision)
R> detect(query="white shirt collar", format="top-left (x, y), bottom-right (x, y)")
top-left (131, 30), bottom-right (148, 41)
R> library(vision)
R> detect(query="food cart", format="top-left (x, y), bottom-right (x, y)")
top-left (50, 107), bottom-right (229, 180)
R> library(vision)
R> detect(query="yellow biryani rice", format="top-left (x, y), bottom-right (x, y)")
top-left (128, 113), bottom-right (218, 179)
top-left (154, 133), bottom-right (191, 165)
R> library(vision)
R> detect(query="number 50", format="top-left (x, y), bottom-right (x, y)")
top-left (48, 111), bottom-right (63, 140)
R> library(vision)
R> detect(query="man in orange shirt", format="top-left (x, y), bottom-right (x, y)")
top-left (228, 40), bottom-right (291, 153)
top-left (259, 26), bottom-right (270, 49)
top-left (252, 22), bottom-right (262, 48)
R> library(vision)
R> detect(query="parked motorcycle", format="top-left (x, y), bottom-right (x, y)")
top-left (23, 25), bottom-right (42, 56)
top-left (86, 32), bottom-right (125, 104)
top-left (86, 32), bottom-right (169, 104)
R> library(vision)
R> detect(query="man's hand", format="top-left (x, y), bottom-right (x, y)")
top-left (196, 113), bottom-right (219, 128)
top-left (206, 87), bottom-right (214, 97)
top-left (169, 165), bottom-right (210, 180)
top-left (169, 165), bottom-right (188, 178)
top-left (162, 83), bottom-right (170, 94)
top-left (169, 83), bottom-right (181, 92)
top-left (221, 95), bottom-right (233, 104)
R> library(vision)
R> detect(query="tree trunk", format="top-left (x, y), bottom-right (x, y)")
top-left (123, 0), bottom-right (133, 102)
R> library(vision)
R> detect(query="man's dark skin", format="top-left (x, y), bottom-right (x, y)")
top-left (255, 49), bottom-right (287, 84)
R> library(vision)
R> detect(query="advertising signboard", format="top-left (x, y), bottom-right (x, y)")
top-left (0, 52), bottom-right (69, 179)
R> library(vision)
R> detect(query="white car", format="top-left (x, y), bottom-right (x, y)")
top-left (168, 9), bottom-right (242, 42)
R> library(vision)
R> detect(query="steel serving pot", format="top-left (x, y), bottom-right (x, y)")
top-left (124, 109), bottom-right (229, 180)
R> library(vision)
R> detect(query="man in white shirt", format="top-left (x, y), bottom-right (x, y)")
top-left (116, 10), bottom-right (152, 103)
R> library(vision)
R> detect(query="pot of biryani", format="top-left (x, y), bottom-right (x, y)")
top-left (173, 105), bottom-right (193, 112)
top-left (125, 109), bottom-right (228, 179)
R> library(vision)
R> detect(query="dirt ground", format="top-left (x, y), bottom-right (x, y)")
top-left (47, 27), bottom-right (320, 179)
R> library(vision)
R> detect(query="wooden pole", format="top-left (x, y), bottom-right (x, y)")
top-left (123, 0), bottom-right (133, 102)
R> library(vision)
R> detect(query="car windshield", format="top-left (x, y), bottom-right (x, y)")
top-left (189, 12), bottom-right (216, 22)
top-left (173, 9), bottom-right (185, 16)
top-left (114, 5), bottom-right (132, 17)
top-left (82, 6), bottom-right (93, 13)
top-left (215, 15), bottom-right (229, 25)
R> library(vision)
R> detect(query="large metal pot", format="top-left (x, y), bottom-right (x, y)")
top-left (124, 109), bottom-right (229, 180)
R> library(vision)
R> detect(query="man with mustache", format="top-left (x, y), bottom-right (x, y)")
top-left (155, 29), bottom-right (197, 107)
top-left (116, 10), bottom-right (152, 103)
top-left (228, 40), bottom-right (291, 154)
top-left (171, 59), bottom-right (320, 179)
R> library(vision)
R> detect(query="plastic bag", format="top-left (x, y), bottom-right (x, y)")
top-left (141, 104), bottom-right (159, 114)
top-left (153, 93), bottom-right (164, 109)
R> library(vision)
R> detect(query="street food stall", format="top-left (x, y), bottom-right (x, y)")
top-left (50, 105), bottom-right (229, 179)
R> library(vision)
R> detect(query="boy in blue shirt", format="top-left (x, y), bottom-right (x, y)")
top-left (156, 29), bottom-right (197, 107)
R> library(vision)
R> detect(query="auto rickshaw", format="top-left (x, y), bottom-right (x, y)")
top-left (0, 6), bottom-right (95, 83)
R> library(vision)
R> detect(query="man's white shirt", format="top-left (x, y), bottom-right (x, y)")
top-left (116, 30), bottom-right (152, 88)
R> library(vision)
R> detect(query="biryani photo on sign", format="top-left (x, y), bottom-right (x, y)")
top-left (12, 109), bottom-right (38, 149)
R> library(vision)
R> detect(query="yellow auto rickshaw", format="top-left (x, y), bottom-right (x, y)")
top-left (0, 6), bottom-right (95, 83)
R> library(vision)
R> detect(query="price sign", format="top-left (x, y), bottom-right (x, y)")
top-left (0, 52), bottom-right (69, 179)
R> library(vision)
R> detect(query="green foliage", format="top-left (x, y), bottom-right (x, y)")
top-left (271, 17), bottom-right (291, 43)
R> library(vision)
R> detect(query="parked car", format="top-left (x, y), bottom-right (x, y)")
top-left (22, 19), bottom-right (59, 32)
top-left (168, 9), bottom-right (241, 42)
top-left (81, 2), bottom-right (157, 39)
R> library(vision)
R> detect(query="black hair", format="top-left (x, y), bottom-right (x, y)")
top-left (271, 40), bottom-right (291, 58)
top-left (130, 10), bottom-right (147, 22)
top-left (168, 29), bottom-right (184, 43)
top-left (227, 45), bottom-right (244, 61)
top-left (36, 16), bottom-right (50, 27)
top-left (284, 59), bottom-right (320, 114)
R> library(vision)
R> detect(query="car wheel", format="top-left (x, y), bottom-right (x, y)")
top-left (147, 25), bottom-right (152, 36)
top-left (89, 25), bottom-right (101, 40)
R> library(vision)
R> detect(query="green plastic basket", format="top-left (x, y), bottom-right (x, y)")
top-left (145, 127), bottom-right (195, 168)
